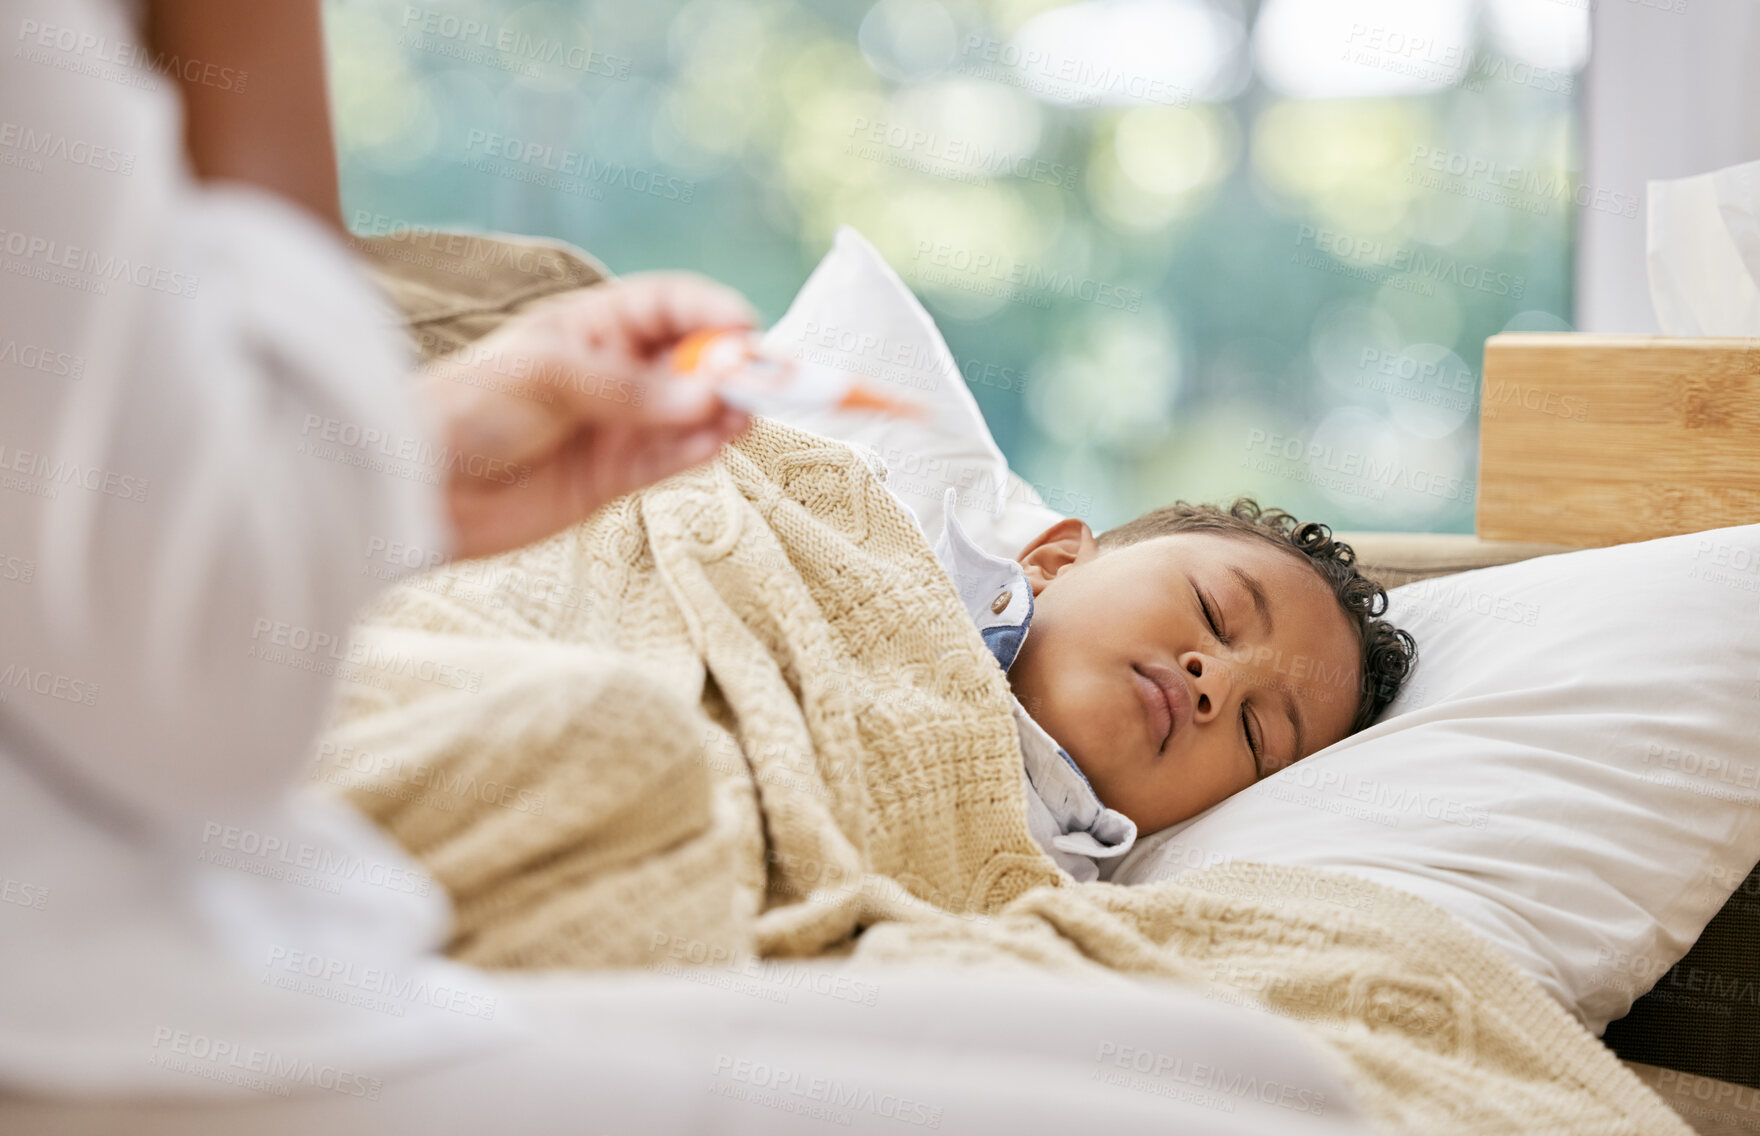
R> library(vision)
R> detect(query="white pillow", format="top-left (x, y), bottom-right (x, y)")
top-left (757, 226), bottom-right (1064, 559)
top-left (1109, 524), bottom-right (1760, 1034)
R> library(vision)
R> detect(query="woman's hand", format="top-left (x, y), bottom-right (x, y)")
top-left (416, 272), bottom-right (756, 560)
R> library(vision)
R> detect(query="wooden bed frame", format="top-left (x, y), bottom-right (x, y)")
top-left (1477, 335), bottom-right (1760, 546)
top-left (1339, 334), bottom-right (1760, 585)
top-left (1337, 334), bottom-right (1760, 570)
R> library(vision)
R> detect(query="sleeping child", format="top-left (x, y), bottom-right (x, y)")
top-left (321, 410), bottom-right (1417, 967)
top-left (932, 490), bottom-right (1417, 881)
top-left (663, 326), bottom-right (1417, 876)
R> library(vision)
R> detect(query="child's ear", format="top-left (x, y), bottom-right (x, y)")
top-left (1016, 518), bottom-right (1099, 595)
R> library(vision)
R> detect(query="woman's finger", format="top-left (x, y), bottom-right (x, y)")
top-left (526, 274), bottom-right (757, 429)
top-left (597, 272), bottom-right (758, 360)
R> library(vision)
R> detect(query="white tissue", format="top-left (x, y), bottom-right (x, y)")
top-left (1647, 158), bottom-right (1760, 335)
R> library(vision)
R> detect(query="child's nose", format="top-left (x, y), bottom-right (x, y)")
top-left (1182, 651), bottom-right (1235, 719)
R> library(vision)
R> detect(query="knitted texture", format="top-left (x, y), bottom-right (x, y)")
top-left (319, 418), bottom-right (1687, 1136)
top-left (324, 418), bottom-right (1060, 970)
top-left (857, 864), bottom-right (1692, 1135)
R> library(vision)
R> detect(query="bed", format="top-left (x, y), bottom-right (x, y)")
top-left (352, 227), bottom-right (1760, 1135)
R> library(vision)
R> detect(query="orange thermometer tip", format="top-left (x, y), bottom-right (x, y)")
top-left (837, 383), bottom-right (931, 419)
top-left (671, 327), bottom-right (933, 420)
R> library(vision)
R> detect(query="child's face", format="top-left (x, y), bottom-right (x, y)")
top-left (1008, 521), bottom-right (1361, 833)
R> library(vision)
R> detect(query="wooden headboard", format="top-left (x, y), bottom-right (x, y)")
top-left (1476, 334), bottom-right (1760, 547)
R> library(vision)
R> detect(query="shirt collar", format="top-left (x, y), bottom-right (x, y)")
top-left (1011, 701), bottom-right (1138, 866)
top-left (932, 493), bottom-right (1137, 867)
top-left (932, 497), bottom-right (1035, 672)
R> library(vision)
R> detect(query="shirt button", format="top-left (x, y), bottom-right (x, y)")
top-left (990, 590), bottom-right (1012, 614)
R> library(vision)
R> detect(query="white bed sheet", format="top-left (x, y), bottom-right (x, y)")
top-left (0, 968), bottom-right (1380, 1134)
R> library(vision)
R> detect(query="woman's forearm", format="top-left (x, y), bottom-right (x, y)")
top-left (145, 0), bottom-right (342, 230)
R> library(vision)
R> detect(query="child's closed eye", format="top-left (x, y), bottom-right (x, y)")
top-left (1197, 587), bottom-right (1231, 646)
top-left (1195, 582), bottom-right (1265, 775)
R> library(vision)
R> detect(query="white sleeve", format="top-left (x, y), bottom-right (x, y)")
top-left (0, 0), bottom-right (451, 831)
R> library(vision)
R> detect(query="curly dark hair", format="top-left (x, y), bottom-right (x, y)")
top-left (1097, 498), bottom-right (1418, 735)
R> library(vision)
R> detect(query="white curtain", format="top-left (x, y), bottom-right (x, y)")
top-left (1576, 0), bottom-right (1760, 332)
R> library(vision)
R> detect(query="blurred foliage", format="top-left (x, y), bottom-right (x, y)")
top-left (327, 0), bottom-right (1581, 533)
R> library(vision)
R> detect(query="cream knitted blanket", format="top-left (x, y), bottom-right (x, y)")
top-left (318, 419), bottom-right (1686, 1136)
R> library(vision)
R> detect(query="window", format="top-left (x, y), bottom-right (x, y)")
top-left (330, 0), bottom-right (1586, 532)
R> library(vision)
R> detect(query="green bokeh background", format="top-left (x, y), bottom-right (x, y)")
top-left (327, 0), bottom-right (1580, 533)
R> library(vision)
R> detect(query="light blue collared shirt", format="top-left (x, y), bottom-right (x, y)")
top-left (931, 498), bottom-right (1137, 883)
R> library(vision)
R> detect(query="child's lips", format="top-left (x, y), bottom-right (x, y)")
top-left (1132, 663), bottom-right (1194, 753)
